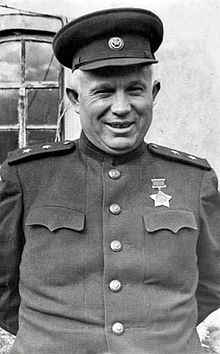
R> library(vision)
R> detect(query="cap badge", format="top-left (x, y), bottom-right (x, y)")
top-left (108, 37), bottom-right (124, 51)
top-left (149, 178), bottom-right (172, 208)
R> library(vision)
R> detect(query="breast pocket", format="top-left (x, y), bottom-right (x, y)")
top-left (142, 209), bottom-right (199, 285)
top-left (23, 205), bottom-right (86, 287)
top-left (143, 209), bottom-right (198, 234)
top-left (25, 205), bottom-right (85, 232)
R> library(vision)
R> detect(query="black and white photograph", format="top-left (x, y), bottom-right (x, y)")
top-left (0, 0), bottom-right (219, 353)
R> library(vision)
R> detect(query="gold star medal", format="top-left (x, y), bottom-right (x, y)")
top-left (149, 178), bottom-right (172, 208)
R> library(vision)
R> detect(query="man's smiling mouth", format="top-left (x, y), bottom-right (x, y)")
top-left (105, 122), bottom-right (134, 129)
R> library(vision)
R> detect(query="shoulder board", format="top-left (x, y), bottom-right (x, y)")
top-left (147, 143), bottom-right (211, 170)
top-left (8, 140), bottom-right (76, 165)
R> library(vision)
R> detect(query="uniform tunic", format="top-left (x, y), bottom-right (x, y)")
top-left (0, 133), bottom-right (219, 354)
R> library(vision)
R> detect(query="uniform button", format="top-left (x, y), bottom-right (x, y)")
top-left (109, 279), bottom-right (122, 292)
top-left (108, 169), bottom-right (121, 179)
top-left (110, 240), bottom-right (122, 252)
top-left (112, 322), bottom-right (124, 335)
top-left (109, 204), bottom-right (121, 215)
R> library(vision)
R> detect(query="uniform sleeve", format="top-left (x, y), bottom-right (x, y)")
top-left (197, 168), bottom-right (220, 324)
top-left (0, 160), bottom-right (25, 335)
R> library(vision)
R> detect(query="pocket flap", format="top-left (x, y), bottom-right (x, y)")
top-left (26, 206), bottom-right (85, 232)
top-left (143, 209), bottom-right (197, 234)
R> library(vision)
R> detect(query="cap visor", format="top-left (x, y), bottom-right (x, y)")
top-left (78, 57), bottom-right (158, 71)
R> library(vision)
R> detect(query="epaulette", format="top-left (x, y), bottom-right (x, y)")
top-left (147, 143), bottom-right (211, 170)
top-left (8, 140), bottom-right (76, 165)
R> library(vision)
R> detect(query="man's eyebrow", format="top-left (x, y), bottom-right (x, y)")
top-left (128, 80), bottom-right (147, 88)
top-left (89, 79), bottom-right (147, 93)
top-left (89, 83), bottom-right (113, 92)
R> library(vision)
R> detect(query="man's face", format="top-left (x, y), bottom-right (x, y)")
top-left (70, 65), bottom-right (159, 155)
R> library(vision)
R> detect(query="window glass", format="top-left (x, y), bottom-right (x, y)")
top-left (27, 88), bottom-right (58, 125)
top-left (0, 89), bottom-right (18, 124)
top-left (25, 41), bottom-right (60, 81)
top-left (0, 42), bottom-right (21, 82)
top-left (27, 130), bottom-right (56, 145)
top-left (0, 131), bottom-right (18, 163)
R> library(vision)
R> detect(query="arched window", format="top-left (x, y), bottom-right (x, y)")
top-left (0, 13), bottom-right (64, 163)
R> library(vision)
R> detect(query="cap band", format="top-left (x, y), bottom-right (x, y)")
top-left (72, 34), bottom-right (157, 70)
top-left (53, 8), bottom-right (163, 70)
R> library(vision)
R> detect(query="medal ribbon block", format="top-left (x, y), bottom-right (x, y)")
top-left (149, 178), bottom-right (172, 207)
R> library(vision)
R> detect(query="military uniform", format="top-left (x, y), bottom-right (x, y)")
top-left (0, 133), bottom-right (219, 353)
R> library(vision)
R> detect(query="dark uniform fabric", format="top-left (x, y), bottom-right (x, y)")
top-left (0, 133), bottom-right (220, 353)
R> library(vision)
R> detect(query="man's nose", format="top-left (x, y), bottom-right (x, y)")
top-left (111, 91), bottom-right (131, 116)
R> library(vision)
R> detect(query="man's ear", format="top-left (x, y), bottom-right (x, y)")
top-left (66, 88), bottom-right (80, 114)
top-left (152, 80), bottom-right (160, 101)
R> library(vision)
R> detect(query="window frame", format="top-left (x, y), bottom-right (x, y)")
top-left (0, 33), bottom-right (64, 151)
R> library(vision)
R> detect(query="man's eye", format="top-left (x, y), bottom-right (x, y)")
top-left (94, 89), bottom-right (113, 96)
top-left (129, 87), bottom-right (144, 94)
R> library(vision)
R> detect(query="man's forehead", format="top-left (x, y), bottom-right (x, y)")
top-left (81, 65), bottom-right (152, 81)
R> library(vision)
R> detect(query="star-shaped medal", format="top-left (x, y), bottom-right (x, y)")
top-left (150, 190), bottom-right (172, 208)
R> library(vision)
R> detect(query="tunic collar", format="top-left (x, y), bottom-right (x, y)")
top-left (78, 131), bottom-right (146, 165)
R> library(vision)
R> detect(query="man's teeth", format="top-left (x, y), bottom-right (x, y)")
top-left (107, 122), bottom-right (132, 128)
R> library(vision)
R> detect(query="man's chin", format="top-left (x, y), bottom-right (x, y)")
top-left (101, 139), bottom-right (139, 155)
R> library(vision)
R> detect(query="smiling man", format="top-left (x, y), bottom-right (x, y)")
top-left (0, 7), bottom-right (219, 354)
top-left (67, 65), bottom-right (159, 155)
